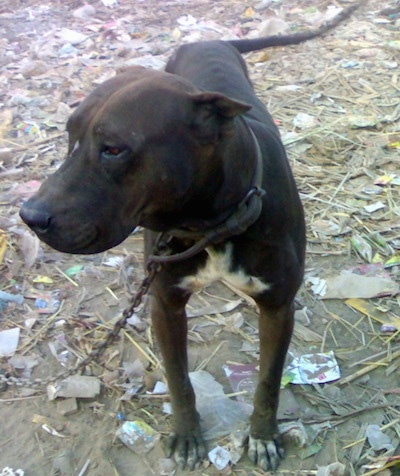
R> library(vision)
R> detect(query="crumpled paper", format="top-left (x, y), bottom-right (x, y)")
top-left (286, 351), bottom-right (341, 384)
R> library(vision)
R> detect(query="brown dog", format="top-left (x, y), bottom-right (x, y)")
top-left (20, 4), bottom-right (359, 470)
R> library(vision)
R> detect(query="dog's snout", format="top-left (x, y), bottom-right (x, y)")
top-left (20, 204), bottom-right (51, 234)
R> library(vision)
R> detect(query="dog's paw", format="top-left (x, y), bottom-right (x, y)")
top-left (248, 434), bottom-right (284, 471)
top-left (166, 430), bottom-right (207, 470)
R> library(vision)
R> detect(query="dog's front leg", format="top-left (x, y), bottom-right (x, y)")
top-left (248, 301), bottom-right (294, 471)
top-left (150, 271), bottom-right (207, 470)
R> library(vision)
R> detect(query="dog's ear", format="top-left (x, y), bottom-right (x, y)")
top-left (190, 92), bottom-right (251, 143)
top-left (191, 92), bottom-right (251, 118)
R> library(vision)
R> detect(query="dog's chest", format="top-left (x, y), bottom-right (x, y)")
top-left (179, 243), bottom-right (271, 295)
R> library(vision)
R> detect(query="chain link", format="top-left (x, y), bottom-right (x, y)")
top-left (0, 256), bottom-right (162, 389)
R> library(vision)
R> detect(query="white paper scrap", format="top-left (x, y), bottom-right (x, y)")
top-left (364, 201), bottom-right (385, 213)
top-left (208, 446), bottom-right (230, 470)
top-left (0, 327), bottom-right (20, 357)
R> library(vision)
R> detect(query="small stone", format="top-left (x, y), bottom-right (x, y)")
top-left (0, 380), bottom-right (7, 393)
top-left (158, 458), bottom-right (176, 476)
top-left (57, 398), bottom-right (78, 416)
top-left (0, 148), bottom-right (13, 165)
top-left (49, 375), bottom-right (101, 399)
top-left (53, 451), bottom-right (75, 474)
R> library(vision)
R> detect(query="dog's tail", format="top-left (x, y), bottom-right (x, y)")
top-left (228, 2), bottom-right (361, 54)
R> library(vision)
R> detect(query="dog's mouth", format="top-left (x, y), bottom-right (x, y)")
top-left (60, 227), bottom-right (100, 254)
top-left (33, 222), bottom-right (101, 255)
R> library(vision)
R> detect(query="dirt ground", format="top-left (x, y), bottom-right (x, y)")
top-left (1, 1), bottom-right (400, 475)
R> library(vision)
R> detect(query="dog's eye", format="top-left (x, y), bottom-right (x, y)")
top-left (101, 145), bottom-right (126, 159)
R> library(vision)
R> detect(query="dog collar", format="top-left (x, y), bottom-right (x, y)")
top-left (149, 127), bottom-right (265, 264)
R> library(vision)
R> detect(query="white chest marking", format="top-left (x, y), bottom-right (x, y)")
top-left (179, 243), bottom-right (271, 295)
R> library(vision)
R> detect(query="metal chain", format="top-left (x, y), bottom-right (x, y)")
top-left (0, 256), bottom-right (162, 389)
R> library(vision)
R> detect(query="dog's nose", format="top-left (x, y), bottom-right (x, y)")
top-left (20, 204), bottom-right (51, 234)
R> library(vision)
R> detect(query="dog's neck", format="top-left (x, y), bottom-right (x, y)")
top-left (168, 124), bottom-right (265, 242)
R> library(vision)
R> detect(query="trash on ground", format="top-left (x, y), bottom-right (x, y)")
top-left (311, 219), bottom-right (351, 237)
top-left (32, 275), bottom-right (53, 284)
top-left (380, 323), bottom-right (399, 333)
top-left (308, 265), bottom-right (399, 299)
top-left (41, 424), bottom-right (66, 438)
top-left (64, 265), bottom-right (84, 277)
top-left (48, 335), bottom-right (73, 367)
top-left (103, 256), bottom-right (124, 267)
top-left (101, 0), bottom-right (118, 6)
top-left (345, 298), bottom-right (400, 333)
top-left (0, 468), bottom-right (25, 476)
top-left (208, 445), bottom-right (230, 471)
top-left (322, 272), bottom-right (399, 299)
top-left (286, 351), bottom-right (341, 384)
top-left (225, 426), bottom-right (250, 464)
top-left (348, 114), bottom-right (380, 128)
top-left (364, 201), bottom-right (386, 213)
top-left (293, 112), bottom-right (317, 129)
top-left (189, 370), bottom-right (252, 440)
top-left (147, 380), bottom-right (168, 395)
top-left (351, 234), bottom-right (373, 262)
top-left (223, 363), bottom-right (258, 403)
top-left (0, 290), bottom-right (24, 305)
top-left (385, 254), bottom-right (400, 267)
top-left (366, 424), bottom-right (394, 452)
top-left (120, 380), bottom-right (143, 402)
top-left (24, 289), bottom-right (61, 314)
top-left (58, 28), bottom-right (88, 45)
top-left (0, 328), bottom-right (20, 357)
top-left (223, 362), bottom-right (301, 419)
top-left (117, 420), bottom-right (160, 454)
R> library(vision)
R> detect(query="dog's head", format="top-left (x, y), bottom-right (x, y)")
top-left (20, 66), bottom-right (250, 254)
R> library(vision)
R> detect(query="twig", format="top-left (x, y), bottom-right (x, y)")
top-left (77, 459), bottom-right (91, 476)
top-left (339, 349), bottom-right (400, 386)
